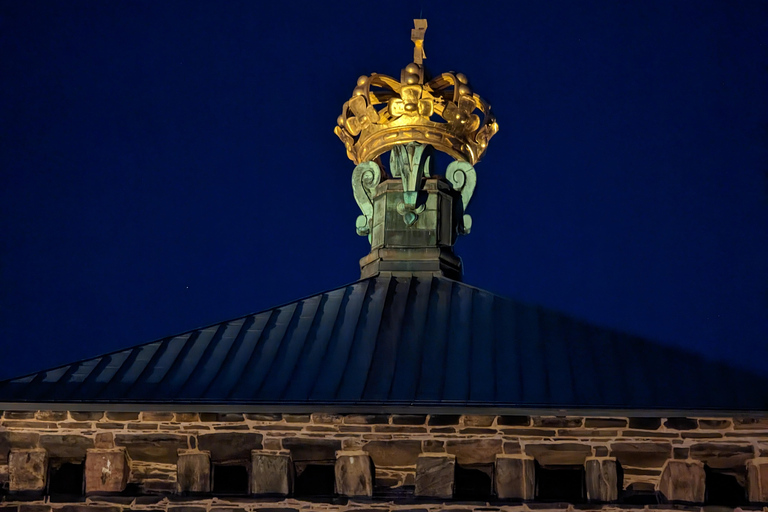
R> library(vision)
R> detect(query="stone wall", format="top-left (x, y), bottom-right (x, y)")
top-left (1, 411), bottom-right (767, 507)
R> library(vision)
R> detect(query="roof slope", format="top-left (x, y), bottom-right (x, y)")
top-left (1, 276), bottom-right (766, 412)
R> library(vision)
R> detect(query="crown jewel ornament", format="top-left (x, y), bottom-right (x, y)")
top-left (338, 20), bottom-right (498, 243)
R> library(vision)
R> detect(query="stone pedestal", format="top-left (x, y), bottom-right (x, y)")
top-left (585, 457), bottom-right (618, 502)
top-left (85, 448), bottom-right (129, 494)
top-left (747, 458), bottom-right (768, 503)
top-left (335, 451), bottom-right (372, 497)
top-left (658, 460), bottom-right (705, 503)
top-left (415, 453), bottom-right (455, 498)
top-left (177, 449), bottom-right (210, 493)
top-left (9, 449), bottom-right (47, 492)
top-left (252, 450), bottom-right (292, 496)
top-left (495, 454), bottom-right (534, 500)
top-left (359, 178), bottom-right (463, 280)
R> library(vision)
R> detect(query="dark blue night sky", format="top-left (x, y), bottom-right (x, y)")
top-left (1, 1), bottom-right (766, 382)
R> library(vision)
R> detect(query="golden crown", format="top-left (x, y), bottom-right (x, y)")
top-left (334, 20), bottom-right (499, 165)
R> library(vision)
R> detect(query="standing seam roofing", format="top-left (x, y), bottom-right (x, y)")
top-left (1, 276), bottom-right (767, 411)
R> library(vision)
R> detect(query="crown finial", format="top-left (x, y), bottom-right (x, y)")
top-left (336, 21), bottom-right (498, 280)
top-left (411, 19), bottom-right (427, 65)
top-left (333, 21), bottom-right (498, 166)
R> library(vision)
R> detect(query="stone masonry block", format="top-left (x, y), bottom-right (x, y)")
top-left (251, 451), bottom-right (292, 496)
top-left (335, 451), bottom-right (372, 497)
top-left (415, 453), bottom-right (455, 498)
top-left (9, 449), bottom-right (47, 492)
top-left (495, 454), bottom-right (534, 500)
top-left (658, 460), bottom-right (705, 503)
top-left (747, 458), bottom-right (768, 503)
top-left (85, 448), bottom-right (129, 494)
top-left (177, 450), bottom-right (210, 494)
top-left (585, 457), bottom-right (618, 502)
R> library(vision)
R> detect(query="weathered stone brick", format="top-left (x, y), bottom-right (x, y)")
top-left (335, 451), bottom-right (372, 497)
top-left (391, 414), bottom-right (427, 425)
top-left (127, 423), bottom-right (158, 431)
top-left (18, 506), bottom-right (50, 512)
top-left (168, 507), bottom-right (206, 512)
top-left (664, 418), bottom-right (698, 430)
top-left (198, 433), bottom-right (262, 462)
top-left (621, 430), bottom-right (678, 438)
top-left (585, 457), bottom-right (618, 502)
top-left (244, 414), bottom-right (282, 421)
top-left (3, 421), bottom-right (57, 429)
top-left (282, 438), bottom-right (340, 461)
top-left (251, 451), bottom-right (292, 495)
top-left (94, 433), bottom-right (113, 449)
top-left (344, 414), bottom-right (388, 424)
top-left (459, 427), bottom-right (496, 435)
top-left (216, 413), bottom-right (243, 422)
top-left (39, 434), bottom-right (94, 459)
top-left (70, 412), bottom-right (104, 421)
top-left (628, 417), bottom-right (661, 430)
top-left (500, 428), bottom-right (556, 436)
top-left (503, 441), bottom-right (521, 454)
top-left (177, 450), bottom-right (210, 493)
top-left (283, 414), bottom-right (310, 423)
top-left (584, 418), bottom-right (628, 428)
top-left (525, 443), bottom-right (591, 465)
top-left (414, 453), bottom-right (454, 498)
top-left (58, 422), bottom-right (93, 429)
top-left (495, 455), bottom-right (534, 500)
top-left (311, 413), bottom-right (342, 424)
top-left (427, 415), bottom-right (460, 426)
top-left (364, 440), bottom-right (421, 466)
top-left (610, 442), bottom-right (671, 468)
top-left (594, 446), bottom-right (609, 457)
top-left (114, 434), bottom-right (188, 463)
top-left (735, 418), bottom-right (768, 430)
top-left (423, 439), bottom-right (444, 453)
top-left (673, 447), bottom-right (689, 459)
top-left (9, 449), bottom-right (47, 492)
top-left (681, 432), bottom-right (721, 439)
top-left (59, 507), bottom-right (121, 512)
top-left (0, 432), bottom-right (39, 464)
top-left (85, 448), bottom-right (129, 494)
top-left (262, 438), bottom-right (282, 451)
top-left (105, 412), bottom-right (139, 421)
top-left (495, 418), bottom-right (531, 430)
top-left (140, 412), bottom-right (174, 422)
top-left (338, 426), bottom-right (371, 433)
top-left (174, 413), bottom-right (199, 422)
top-left (697, 419), bottom-right (731, 429)
top-left (17, 505), bottom-right (51, 512)
top-left (747, 458), bottom-right (768, 503)
top-left (4, 412), bottom-right (36, 420)
top-left (533, 417), bottom-right (583, 428)
top-left (558, 429), bottom-right (618, 437)
top-left (446, 439), bottom-right (502, 464)
top-left (374, 426), bottom-right (427, 433)
top-left (658, 460), bottom-right (705, 503)
top-left (689, 443), bottom-right (753, 468)
top-left (35, 411), bottom-right (68, 421)
top-left (463, 415), bottom-right (494, 427)
top-left (213, 424), bottom-right (248, 431)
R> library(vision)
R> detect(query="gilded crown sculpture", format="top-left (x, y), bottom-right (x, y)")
top-left (336, 20), bottom-right (498, 279)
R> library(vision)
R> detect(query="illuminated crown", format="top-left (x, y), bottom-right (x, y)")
top-left (334, 21), bottom-right (498, 165)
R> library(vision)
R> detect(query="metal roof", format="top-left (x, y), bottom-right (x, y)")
top-left (1, 276), bottom-right (766, 412)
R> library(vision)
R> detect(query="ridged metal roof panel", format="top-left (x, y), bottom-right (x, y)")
top-left (1, 275), bottom-right (767, 411)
